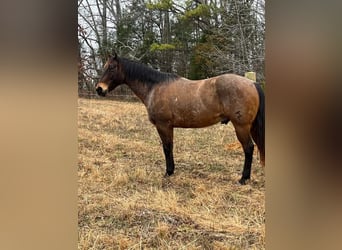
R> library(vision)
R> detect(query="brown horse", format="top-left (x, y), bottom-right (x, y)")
top-left (95, 53), bottom-right (265, 184)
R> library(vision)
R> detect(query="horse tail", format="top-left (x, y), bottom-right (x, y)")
top-left (251, 83), bottom-right (265, 166)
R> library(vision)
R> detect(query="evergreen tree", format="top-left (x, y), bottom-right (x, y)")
top-left (78, 0), bottom-right (265, 95)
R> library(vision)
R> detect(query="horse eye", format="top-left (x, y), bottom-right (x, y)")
top-left (108, 64), bottom-right (116, 70)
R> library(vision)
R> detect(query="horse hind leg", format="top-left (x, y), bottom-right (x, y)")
top-left (251, 127), bottom-right (265, 166)
top-left (234, 124), bottom-right (254, 185)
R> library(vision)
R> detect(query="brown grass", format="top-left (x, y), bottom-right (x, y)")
top-left (78, 98), bottom-right (265, 249)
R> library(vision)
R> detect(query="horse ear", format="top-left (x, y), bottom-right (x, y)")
top-left (111, 50), bottom-right (118, 60)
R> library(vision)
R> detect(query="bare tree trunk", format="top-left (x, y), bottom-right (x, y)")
top-left (115, 0), bottom-right (121, 22)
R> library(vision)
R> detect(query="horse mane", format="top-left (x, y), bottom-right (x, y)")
top-left (119, 57), bottom-right (180, 87)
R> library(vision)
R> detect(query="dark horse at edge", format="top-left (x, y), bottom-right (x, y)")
top-left (95, 53), bottom-right (265, 185)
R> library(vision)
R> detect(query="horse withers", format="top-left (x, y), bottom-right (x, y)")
top-left (95, 53), bottom-right (265, 185)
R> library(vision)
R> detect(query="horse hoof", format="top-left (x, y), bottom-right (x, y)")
top-left (239, 178), bottom-right (247, 185)
top-left (164, 171), bottom-right (174, 177)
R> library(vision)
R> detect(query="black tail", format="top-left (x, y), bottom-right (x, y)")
top-left (251, 83), bottom-right (265, 165)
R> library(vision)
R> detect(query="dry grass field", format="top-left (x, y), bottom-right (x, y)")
top-left (78, 97), bottom-right (265, 249)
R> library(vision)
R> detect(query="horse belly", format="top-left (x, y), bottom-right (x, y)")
top-left (171, 102), bottom-right (221, 128)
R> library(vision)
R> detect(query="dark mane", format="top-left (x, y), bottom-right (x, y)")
top-left (119, 57), bottom-right (180, 86)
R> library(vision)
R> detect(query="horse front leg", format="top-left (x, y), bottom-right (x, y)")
top-left (156, 124), bottom-right (174, 176)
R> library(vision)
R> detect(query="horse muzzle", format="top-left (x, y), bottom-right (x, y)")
top-left (95, 83), bottom-right (108, 97)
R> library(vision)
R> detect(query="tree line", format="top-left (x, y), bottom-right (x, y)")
top-left (78, 0), bottom-right (265, 95)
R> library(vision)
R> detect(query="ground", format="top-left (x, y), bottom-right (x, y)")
top-left (78, 98), bottom-right (265, 249)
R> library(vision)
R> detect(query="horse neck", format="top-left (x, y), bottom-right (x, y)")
top-left (124, 80), bottom-right (152, 106)
top-left (119, 58), bottom-right (175, 105)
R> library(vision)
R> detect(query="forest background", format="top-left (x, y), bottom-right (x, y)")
top-left (78, 0), bottom-right (265, 96)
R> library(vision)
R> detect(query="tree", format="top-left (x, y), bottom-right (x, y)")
top-left (78, 0), bottom-right (265, 96)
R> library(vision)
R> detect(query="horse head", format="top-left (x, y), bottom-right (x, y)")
top-left (95, 53), bottom-right (125, 97)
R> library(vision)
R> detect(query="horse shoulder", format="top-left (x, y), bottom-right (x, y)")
top-left (146, 85), bottom-right (173, 124)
